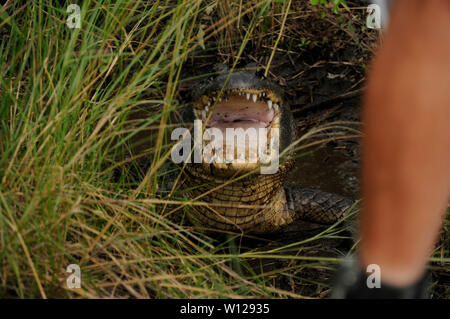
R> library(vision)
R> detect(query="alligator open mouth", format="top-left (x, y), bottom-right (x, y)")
top-left (193, 88), bottom-right (282, 170)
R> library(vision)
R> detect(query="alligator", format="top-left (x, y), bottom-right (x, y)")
top-left (174, 69), bottom-right (354, 233)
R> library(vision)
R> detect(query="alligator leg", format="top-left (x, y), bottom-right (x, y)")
top-left (284, 186), bottom-right (355, 224)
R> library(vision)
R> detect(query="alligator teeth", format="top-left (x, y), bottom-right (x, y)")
top-left (267, 100), bottom-right (272, 110)
top-left (274, 104), bottom-right (279, 111)
top-left (252, 94), bottom-right (257, 102)
top-left (246, 93), bottom-right (250, 100)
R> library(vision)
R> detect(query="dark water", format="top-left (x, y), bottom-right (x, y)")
top-left (285, 144), bottom-right (360, 200)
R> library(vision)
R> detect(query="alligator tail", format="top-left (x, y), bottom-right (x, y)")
top-left (284, 186), bottom-right (356, 224)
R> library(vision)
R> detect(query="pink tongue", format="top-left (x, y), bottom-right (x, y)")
top-left (212, 120), bottom-right (268, 131)
top-left (205, 98), bottom-right (274, 128)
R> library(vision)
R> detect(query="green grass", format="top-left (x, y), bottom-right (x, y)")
top-left (0, 0), bottom-right (448, 298)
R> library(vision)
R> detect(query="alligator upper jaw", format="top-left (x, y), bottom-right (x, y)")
top-left (193, 88), bottom-right (282, 172)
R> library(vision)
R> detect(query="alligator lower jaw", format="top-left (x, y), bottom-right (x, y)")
top-left (193, 89), bottom-right (282, 173)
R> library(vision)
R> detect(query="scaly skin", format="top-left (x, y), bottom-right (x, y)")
top-left (182, 156), bottom-right (295, 233)
top-left (178, 69), bottom-right (354, 233)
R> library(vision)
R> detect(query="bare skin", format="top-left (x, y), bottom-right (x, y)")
top-left (360, 0), bottom-right (450, 286)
